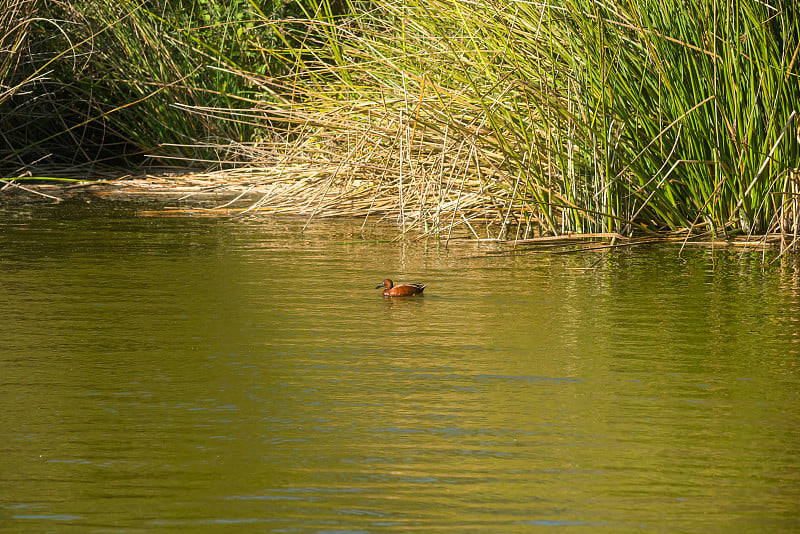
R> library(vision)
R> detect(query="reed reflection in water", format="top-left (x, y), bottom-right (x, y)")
top-left (1, 201), bottom-right (799, 532)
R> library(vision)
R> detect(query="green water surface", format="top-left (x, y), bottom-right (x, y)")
top-left (1, 198), bottom-right (799, 532)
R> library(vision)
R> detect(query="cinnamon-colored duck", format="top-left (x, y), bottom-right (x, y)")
top-left (376, 279), bottom-right (426, 297)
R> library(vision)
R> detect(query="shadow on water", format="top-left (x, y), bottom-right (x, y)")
top-left (1, 197), bottom-right (799, 532)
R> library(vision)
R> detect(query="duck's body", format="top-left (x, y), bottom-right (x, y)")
top-left (376, 279), bottom-right (426, 297)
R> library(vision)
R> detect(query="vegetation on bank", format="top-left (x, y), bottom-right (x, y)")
top-left (0, 0), bottom-right (304, 168)
top-left (1, 0), bottom-right (799, 246)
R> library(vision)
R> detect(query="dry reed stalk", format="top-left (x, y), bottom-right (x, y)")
top-left (143, 131), bottom-right (516, 240)
top-left (160, 101), bottom-right (516, 238)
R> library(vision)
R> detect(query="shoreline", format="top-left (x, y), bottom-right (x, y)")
top-left (3, 174), bottom-right (798, 256)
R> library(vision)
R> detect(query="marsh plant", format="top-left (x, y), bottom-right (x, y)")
top-left (0, 0), bottom-right (295, 170)
top-left (2, 0), bottom-right (798, 244)
top-left (244, 0), bottom-right (799, 240)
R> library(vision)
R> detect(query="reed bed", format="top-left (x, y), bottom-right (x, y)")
top-left (188, 0), bottom-right (798, 248)
top-left (3, 0), bottom-right (799, 252)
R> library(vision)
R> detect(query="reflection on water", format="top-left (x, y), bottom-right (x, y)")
top-left (1, 198), bottom-right (799, 532)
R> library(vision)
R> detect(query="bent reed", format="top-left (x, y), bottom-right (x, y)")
top-left (2, 0), bottom-right (799, 251)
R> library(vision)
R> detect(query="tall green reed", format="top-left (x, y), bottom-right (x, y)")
top-left (552, 0), bottom-right (800, 235)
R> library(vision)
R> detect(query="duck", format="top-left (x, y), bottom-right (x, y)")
top-left (376, 279), bottom-right (426, 297)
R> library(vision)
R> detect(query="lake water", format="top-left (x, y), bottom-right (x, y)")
top-left (2, 197), bottom-right (799, 532)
